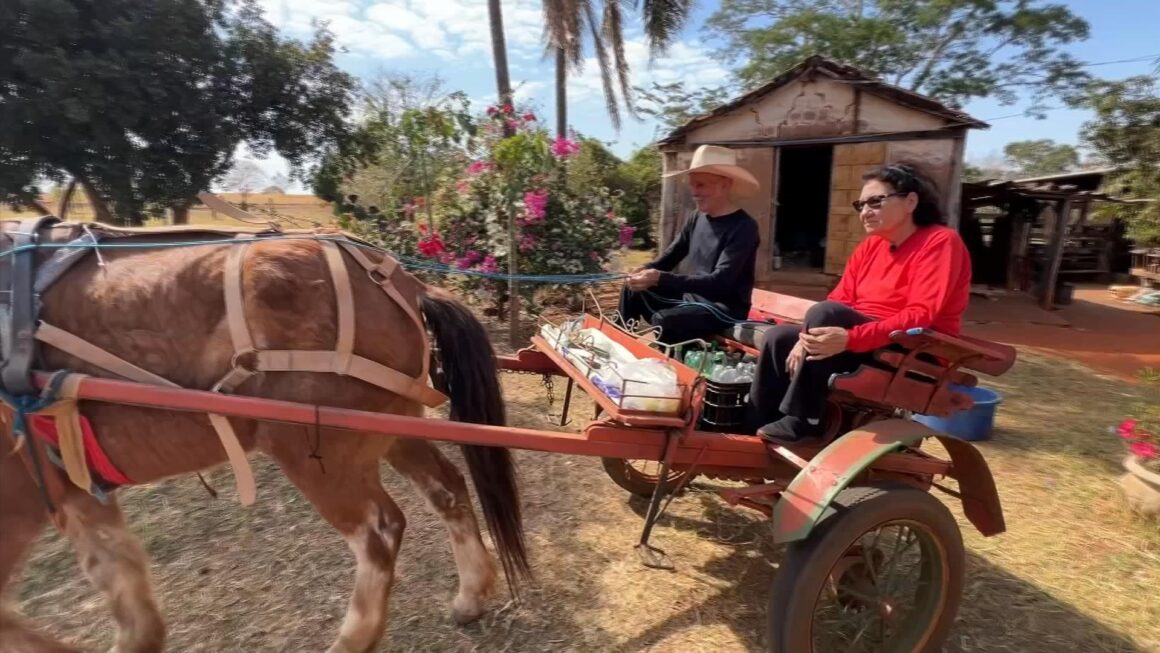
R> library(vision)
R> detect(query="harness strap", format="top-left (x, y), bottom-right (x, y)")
top-left (321, 241), bottom-right (356, 375)
top-left (30, 373), bottom-right (91, 492)
top-left (36, 322), bottom-right (180, 388)
top-left (211, 240), bottom-right (258, 506)
top-left (223, 240), bottom-right (255, 355)
top-left (2, 216), bottom-right (60, 395)
top-left (338, 242), bottom-right (433, 383)
top-left (251, 350), bottom-right (446, 407)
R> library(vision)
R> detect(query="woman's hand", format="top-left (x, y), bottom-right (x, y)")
top-left (786, 340), bottom-right (806, 378)
top-left (799, 326), bottom-right (849, 361)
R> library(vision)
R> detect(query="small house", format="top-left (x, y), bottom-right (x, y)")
top-left (657, 56), bottom-right (987, 284)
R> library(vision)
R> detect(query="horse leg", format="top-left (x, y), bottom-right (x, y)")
top-left (0, 445), bottom-right (82, 653)
top-left (385, 439), bottom-right (498, 625)
top-left (56, 488), bottom-right (164, 653)
top-left (263, 429), bottom-right (404, 653)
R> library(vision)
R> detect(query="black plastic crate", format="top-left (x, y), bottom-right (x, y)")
top-left (698, 379), bottom-right (751, 433)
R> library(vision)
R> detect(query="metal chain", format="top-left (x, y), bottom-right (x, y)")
top-left (497, 367), bottom-right (556, 408)
top-left (540, 373), bottom-right (555, 408)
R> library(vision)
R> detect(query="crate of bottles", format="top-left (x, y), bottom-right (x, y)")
top-left (681, 347), bottom-right (756, 433)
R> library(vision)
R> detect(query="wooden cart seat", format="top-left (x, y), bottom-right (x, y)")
top-left (717, 290), bottom-right (1018, 420)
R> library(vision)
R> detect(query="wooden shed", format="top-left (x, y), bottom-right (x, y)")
top-left (657, 56), bottom-right (988, 284)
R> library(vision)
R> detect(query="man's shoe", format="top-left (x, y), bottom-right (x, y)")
top-left (757, 416), bottom-right (825, 443)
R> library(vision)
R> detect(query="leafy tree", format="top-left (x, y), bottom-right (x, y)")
top-left (542, 0), bottom-right (694, 134)
top-left (616, 146), bottom-right (663, 248)
top-left (634, 81), bottom-right (734, 135)
top-left (704, 0), bottom-right (1090, 113)
top-left (315, 73), bottom-right (477, 231)
top-left (1081, 76), bottom-right (1160, 245)
top-left (0, 0), bottom-right (356, 225)
top-left (565, 138), bottom-right (624, 196)
top-left (1003, 139), bottom-right (1080, 178)
top-left (223, 160), bottom-right (268, 207)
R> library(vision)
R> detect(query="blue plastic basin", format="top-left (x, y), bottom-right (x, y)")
top-left (912, 384), bottom-right (1002, 441)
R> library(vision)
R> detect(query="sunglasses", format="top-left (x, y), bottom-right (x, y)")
top-left (852, 191), bottom-right (908, 212)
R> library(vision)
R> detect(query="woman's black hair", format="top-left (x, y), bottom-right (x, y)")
top-left (861, 162), bottom-right (945, 226)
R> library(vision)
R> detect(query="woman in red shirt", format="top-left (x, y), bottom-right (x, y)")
top-left (751, 163), bottom-right (971, 442)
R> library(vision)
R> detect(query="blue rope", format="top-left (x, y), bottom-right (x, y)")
top-left (0, 371), bottom-right (67, 440)
top-left (0, 236), bottom-right (629, 285)
top-left (0, 371), bottom-right (110, 506)
top-left (640, 290), bottom-right (750, 326)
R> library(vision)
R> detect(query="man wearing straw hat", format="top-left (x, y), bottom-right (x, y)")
top-left (618, 144), bottom-right (760, 347)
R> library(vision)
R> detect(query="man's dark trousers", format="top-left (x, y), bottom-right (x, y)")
top-left (618, 285), bottom-right (740, 346)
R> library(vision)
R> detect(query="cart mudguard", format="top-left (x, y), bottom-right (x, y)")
top-left (771, 419), bottom-right (1005, 544)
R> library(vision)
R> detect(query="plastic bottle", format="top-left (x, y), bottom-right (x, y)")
top-left (684, 350), bottom-right (704, 372)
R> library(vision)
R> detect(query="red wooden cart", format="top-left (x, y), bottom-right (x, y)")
top-left (29, 285), bottom-right (1015, 652)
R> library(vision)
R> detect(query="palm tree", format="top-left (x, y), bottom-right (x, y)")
top-left (543, 0), bottom-right (693, 137)
top-left (487, 0), bottom-right (522, 344)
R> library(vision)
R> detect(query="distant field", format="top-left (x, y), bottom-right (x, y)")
top-left (2, 192), bottom-right (338, 229)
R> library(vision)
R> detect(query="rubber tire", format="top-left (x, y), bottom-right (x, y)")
top-left (600, 457), bottom-right (694, 499)
top-left (767, 485), bottom-right (965, 653)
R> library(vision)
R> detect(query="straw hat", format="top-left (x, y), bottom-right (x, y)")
top-left (663, 144), bottom-right (761, 197)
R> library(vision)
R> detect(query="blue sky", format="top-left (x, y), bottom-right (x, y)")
top-left (252, 0), bottom-right (1158, 185)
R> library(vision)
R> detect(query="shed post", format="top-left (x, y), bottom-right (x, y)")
top-left (1040, 197), bottom-right (1072, 310)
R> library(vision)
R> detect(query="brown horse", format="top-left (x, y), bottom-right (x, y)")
top-left (0, 234), bottom-right (529, 652)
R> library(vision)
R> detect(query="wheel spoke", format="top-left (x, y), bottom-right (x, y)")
top-left (844, 609), bottom-right (879, 653)
top-left (880, 528), bottom-right (920, 599)
top-left (860, 528), bottom-right (883, 586)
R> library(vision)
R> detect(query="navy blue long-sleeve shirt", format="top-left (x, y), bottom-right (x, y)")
top-left (644, 209), bottom-right (760, 316)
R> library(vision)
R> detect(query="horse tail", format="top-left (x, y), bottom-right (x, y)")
top-left (418, 290), bottom-right (531, 592)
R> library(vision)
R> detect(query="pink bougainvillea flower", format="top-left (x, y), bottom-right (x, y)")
top-left (519, 235), bottom-right (538, 252)
top-left (480, 255), bottom-right (499, 274)
top-left (466, 160), bottom-right (492, 175)
top-left (522, 112), bottom-right (536, 122)
top-left (551, 136), bottom-right (581, 159)
top-left (1129, 440), bottom-right (1159, 459)
top-left (523, 189), bottom-right (548, 221)
top-left (502, 103), bottom-right (513, 114)
top-left (1117, 418), bottom-right (1138, 439)
top-left (486, 106), bottom-right (497, 115)
top-left (618, 225), bottom-right (635, 247)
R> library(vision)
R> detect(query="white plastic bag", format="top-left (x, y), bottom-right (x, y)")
top-left (615, 359), bottom-right (682, 414)
top-left (572, 328), bottom-right (638, 367)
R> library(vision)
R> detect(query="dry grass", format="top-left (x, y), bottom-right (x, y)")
top-left (12, 324), bottom-right (1160, 652)
top-left (1, 193), bottom-right (337, 229)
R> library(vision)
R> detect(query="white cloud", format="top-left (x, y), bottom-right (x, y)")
top-left (567, 38), bottom-right (730, 105)
top-left (513, 79), bottom-right (547, 102)
top-left (259, 0), bottom-right (548, 64)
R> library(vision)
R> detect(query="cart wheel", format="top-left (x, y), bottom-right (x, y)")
top-left (600, 457), bottom-right (693, 499)
top-left (768, 485), bottom-right (964, 653)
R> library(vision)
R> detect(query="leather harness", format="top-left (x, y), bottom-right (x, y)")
top-left (1, 217), bottom-right (447, 508)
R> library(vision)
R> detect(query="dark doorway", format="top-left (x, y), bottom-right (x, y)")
top-left (774, 146), bottom-right (833, 271)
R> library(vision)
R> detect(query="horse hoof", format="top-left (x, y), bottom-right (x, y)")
top-left (451, 596), bottom-right (487, 625)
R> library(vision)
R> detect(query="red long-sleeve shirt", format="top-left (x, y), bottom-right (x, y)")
top-left (828, 225), bottom-right (971, 352)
